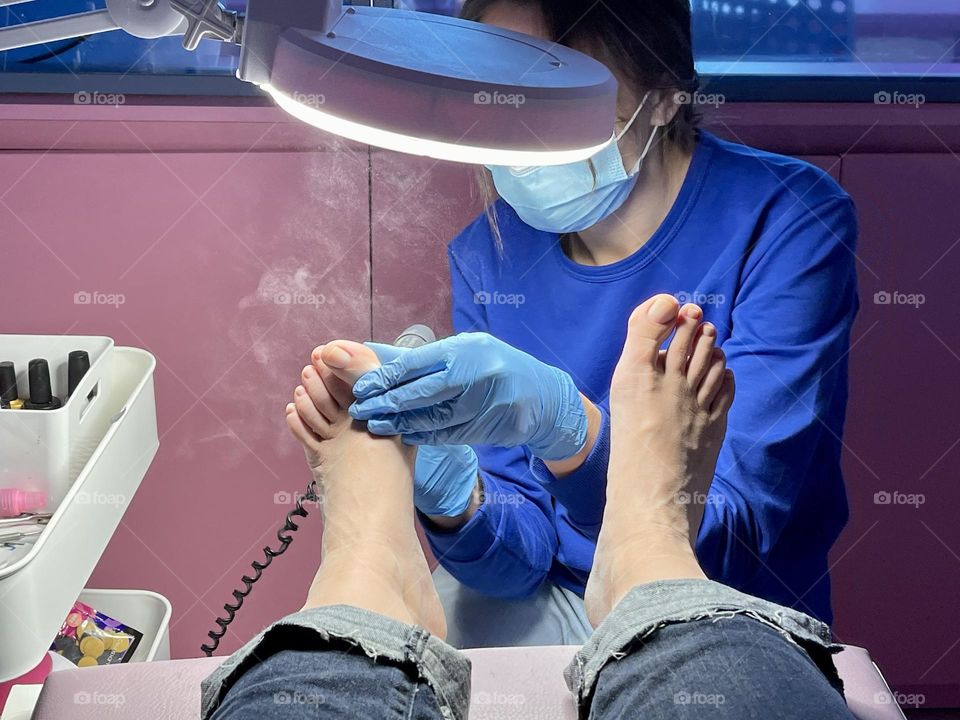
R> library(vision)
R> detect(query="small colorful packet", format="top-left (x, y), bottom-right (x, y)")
top-left (50, 600), bottom-right (143, 667)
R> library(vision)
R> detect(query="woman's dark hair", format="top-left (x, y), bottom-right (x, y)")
top-left (459, 0), bottom-right (700, 245)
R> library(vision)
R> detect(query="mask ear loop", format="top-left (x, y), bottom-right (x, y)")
top-left (615, 90), bottom-right (652, 142)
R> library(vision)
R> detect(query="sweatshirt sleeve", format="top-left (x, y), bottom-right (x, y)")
top-left (528, 400), bottom-right (610, 537)
top-left (697, 195), bottom-right (860, 588)
top-left (420, 242), bottom-right (559, 599)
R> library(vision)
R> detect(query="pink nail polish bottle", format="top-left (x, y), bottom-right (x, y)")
top-left (0, 489), bottom-right (47, 517)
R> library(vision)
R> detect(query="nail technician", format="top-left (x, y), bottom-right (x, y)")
top-left (351, 0), bottom-right (859, 648)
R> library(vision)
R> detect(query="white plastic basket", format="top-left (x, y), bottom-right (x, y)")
top-left (76, 589), bottom-right (172, 663)
top-left (0, 335), bottom-right (117, 510)
top-left (0, 346), bottom-right (158, 681)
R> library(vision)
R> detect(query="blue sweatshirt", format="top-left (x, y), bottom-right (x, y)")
top-left (423, 131), bottom-right (858, 624)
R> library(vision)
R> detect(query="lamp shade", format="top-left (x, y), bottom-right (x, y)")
top-left (241, 3), bottom-right (619, 165)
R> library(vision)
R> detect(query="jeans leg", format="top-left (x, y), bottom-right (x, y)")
top-left (565, 579), bottom-right (852, 720)
top-left (201, 605), bottom-right (471, 720)
top-left (211, 645), bottom-right (446, 720)
top-left (587, 615), bottom-right (851, 719)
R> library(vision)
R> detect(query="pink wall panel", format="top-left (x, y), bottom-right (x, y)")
top-left (370, 151), bottom-right (483, 340)
top-left (830, 154), bottom-right (960, 705)
top-left (0, 149), bottom-right (370, 658)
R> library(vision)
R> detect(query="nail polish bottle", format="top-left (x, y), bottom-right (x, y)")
top-left (23, 358), bottom-right (62, 411)
top-left (0, 361), bottom-right (18, 409)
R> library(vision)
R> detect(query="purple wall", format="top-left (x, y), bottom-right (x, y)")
top-left (1, 100), bottom-right (958, 707)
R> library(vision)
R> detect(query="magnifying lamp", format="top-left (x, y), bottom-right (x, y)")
top-left (0, 0), bottom-right (619, 166)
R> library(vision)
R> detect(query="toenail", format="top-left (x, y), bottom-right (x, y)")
top-left (324, 346), bottom-right (351, 368)
top-left (302, 366), bottom-right (314, 379)
top-left (703, 323), bottom-right (716, 336)
top-left (684, 304), bottom-right (702, 319)
top-left (648, 296), bottom-right (677, 324)
top-left (295, 386), bottom-right (305, 396)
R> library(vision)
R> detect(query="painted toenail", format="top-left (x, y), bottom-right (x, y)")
top-left (648, 297), bottom-right (677, 324)
top-left (324, 346), bottom-right (351, 369)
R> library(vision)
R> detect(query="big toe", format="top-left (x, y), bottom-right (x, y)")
top-left (320, 340), bottom-right (382, 387)
top-left (619, 294), bottom-right (681, 369)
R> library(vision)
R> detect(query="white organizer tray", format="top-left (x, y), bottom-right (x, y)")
top-left (0, 347), bottom-right (158, 681)
top-left (76, 589), bottom-right (172, 663)
top-left (0, 335), bottom-right (117, 510)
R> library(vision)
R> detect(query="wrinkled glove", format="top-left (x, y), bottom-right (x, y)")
top-left (352, 333), bottom-right (587, 461)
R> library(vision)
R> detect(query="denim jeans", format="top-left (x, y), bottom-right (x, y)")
top-left (201, 579), bottom-right (852, 720)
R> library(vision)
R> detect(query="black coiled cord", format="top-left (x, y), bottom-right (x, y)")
top-left (201, 481), bottom-right (320, 656)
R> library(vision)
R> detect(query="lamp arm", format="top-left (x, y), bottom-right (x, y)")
top-left (0, 10), bottom-right (120, 53)
top-left (0, 0), bottom-right (248, 55)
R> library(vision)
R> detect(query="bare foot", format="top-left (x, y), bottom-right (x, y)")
top-left (584, 295), bottom-right (735, 628)
top-left (285, 340), bottom-right (446, 639)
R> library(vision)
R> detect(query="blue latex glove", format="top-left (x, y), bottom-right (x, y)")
top-left (413, 444), bottom-right (479, 517)
top-left (363, 342), bottom-right (478, 517)
top-left (352, 333), bottom-right (588, 461)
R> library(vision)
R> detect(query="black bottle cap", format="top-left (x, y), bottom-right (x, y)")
top-left (67, 350), bottom-right (91, 397)
top-left (25, 358), bottom-right (61, 409)
top-left (0, 361), bottom-right (17, 404)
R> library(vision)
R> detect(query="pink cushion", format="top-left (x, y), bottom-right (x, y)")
top-left (31, 645), bottom-right (904, 720)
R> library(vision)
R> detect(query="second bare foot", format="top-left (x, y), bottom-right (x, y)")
top-left (584, 295), bottom-right (735, 628)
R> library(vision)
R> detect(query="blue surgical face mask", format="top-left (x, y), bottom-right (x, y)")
top-left (487, 91), bottom-right (658, 234)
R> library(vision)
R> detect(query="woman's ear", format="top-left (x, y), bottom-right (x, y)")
top-left (650, 89), bottom-right (683, 128)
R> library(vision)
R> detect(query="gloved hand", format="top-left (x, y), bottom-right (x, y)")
top-left (414, 444), bottom-right (479, 517)
top-left (363, 342), bottom-right (479, 517)
top-left (352, 333), bottom-right (588, 461)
